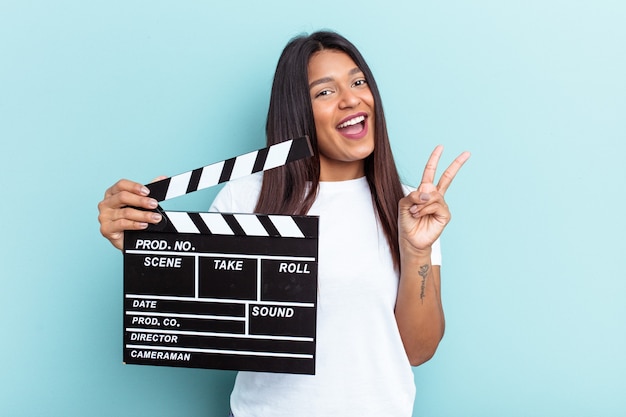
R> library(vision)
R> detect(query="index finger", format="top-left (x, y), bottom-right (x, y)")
top-left (420, 145), bottom-right (444, 186)
top-left (437, 151), bottom-right (471, 195)
top-left (104, 179), bottom-right (150, 199)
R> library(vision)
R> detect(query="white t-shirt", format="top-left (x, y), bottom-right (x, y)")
top-left (209, 173), bottom-right (441, 417)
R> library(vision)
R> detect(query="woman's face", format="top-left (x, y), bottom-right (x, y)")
top-left (307, 50), bottom-right (375, 181)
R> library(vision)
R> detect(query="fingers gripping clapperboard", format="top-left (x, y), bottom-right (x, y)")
top-left (123, 136), bottom-right (319, 375)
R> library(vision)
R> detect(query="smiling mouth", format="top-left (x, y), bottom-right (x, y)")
top-left (336, 115), bottom-right (366, 135)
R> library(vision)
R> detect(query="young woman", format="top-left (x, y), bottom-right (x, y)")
top-left (98, 31), bottom-right (469, 416)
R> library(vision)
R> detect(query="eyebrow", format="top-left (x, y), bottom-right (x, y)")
top-left (309, 67), bottom-right (363, 90)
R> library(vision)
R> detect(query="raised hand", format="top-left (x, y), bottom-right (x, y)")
top-left (398, 145), bottom-right (470, 256)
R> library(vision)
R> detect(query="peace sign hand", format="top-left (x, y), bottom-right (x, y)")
top-left (398, 145), bottom-right (470, 258)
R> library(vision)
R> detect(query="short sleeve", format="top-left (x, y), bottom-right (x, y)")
top-left (209, 183), bottom-right (234, 212)
top-left (431, 237), bottom-right (442, 266)
top-left (208, 173), bottom-right (263, 214)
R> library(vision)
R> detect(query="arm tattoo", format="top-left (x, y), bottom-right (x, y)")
top-left (419, 264), bottom-right (430, 304)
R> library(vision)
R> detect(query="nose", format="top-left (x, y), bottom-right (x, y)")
top-left (338, 89), bottom-right (361, 109)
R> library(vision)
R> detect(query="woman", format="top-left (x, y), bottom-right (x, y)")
top-left (98, 31), bottom-right (469, 416)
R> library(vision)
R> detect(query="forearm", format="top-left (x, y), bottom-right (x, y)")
top-left (393, 146), bottom-right (468, 365)
top-left (395, 250), bottom-right (445, 366)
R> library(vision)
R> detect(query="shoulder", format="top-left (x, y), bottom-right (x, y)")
top-left (401, 182), bottom-right (417, 196)
top-left (209, 172), bottom-right (263, 213)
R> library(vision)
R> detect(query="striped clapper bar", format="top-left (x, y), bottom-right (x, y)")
top-left (123, 136), bottom-right (319, 375)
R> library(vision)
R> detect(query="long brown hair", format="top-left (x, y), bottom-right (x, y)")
top-left (255, 31), bottom-right (405, 268)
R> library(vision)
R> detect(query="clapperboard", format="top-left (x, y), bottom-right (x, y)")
top-left (123, 136), bottom-right (319, 375)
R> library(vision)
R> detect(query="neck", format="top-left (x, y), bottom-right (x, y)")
top-left (319, 159), bottom-right (365, 181)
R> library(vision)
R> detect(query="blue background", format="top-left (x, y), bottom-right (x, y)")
top-left (1, 1), bottom-right (625, 416)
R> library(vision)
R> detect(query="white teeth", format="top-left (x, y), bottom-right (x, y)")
top-left (337, 115), bottom-right (365, 129)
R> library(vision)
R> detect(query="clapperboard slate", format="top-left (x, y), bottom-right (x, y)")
top-left (123, 136), bottom-right (319, 375)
